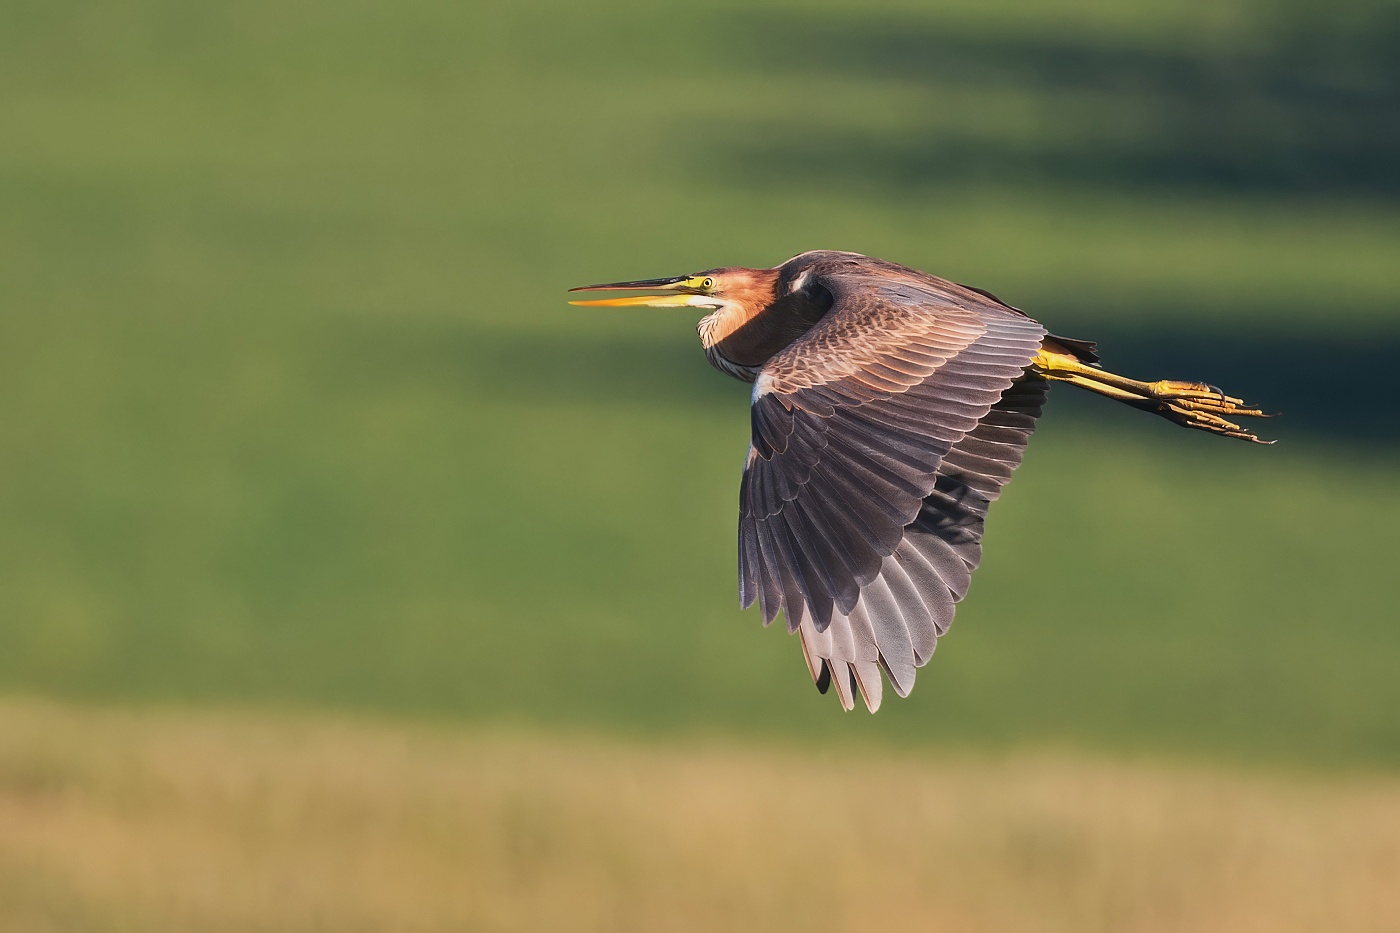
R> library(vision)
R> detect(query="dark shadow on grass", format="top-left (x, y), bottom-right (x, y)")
top-left (1045, 320), bottom-right (1399, 447)
top-left (707, 2), bottom-right (1400, 198)
top-left (346, 307), bottom-right (1400, 448)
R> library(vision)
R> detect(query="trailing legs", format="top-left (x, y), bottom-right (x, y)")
top-left (1031, 348), bottom-right (1274, 444)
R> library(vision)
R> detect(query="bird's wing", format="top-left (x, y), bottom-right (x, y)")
top-left (792, 376), bottom-right (1050, 710)
top-left (738, 268), bottom-right (1047, 708)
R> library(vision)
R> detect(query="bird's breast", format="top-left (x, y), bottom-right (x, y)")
top-left (704, 344), bottom-right (761, 383)
top-left (698, 306), bottom-right (765, 383)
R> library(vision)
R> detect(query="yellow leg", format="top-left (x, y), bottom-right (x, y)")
top-left (1032, 350), bottom-right (1274, 444)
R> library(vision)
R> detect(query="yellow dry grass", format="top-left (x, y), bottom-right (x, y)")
top-left (0, 700), bottom-right (1397, 933)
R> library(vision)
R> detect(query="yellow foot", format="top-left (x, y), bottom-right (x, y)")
top-left (1159, 401), bottom-right (1275, 444)
top-left (1144, 380), bottom-right (1270, 420)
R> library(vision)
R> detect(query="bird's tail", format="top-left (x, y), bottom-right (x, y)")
top-left (1030, 341), bottom-right (1275, 444)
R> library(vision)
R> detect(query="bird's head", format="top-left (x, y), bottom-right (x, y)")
top-left (568, 267), bottom-right (779, 316)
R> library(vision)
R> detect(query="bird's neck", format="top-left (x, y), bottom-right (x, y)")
top-left (696, 305), bottom-right (751, 352)
top-left (698, 272), bottom-right (832, 375)
top-left (696, 271), bottom-right (781, 352)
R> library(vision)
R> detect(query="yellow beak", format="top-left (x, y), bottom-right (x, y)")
top-left (567, 275), bottom-right (698, 308)
top-left (567, 293), bottom-right (695, 308)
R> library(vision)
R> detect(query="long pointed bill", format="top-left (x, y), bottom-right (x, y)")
top-left (568, 293), bottom-right (695, 307)
top-left (567, 275), bottom-right (698, 308)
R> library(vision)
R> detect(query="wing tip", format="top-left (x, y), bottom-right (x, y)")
top-left (827, 661), bottom-right (857, 711)
top-left (852, 659), bottom-right (883, 712)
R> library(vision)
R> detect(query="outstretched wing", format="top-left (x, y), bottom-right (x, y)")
top-left (793, 376), bottom-right (1049, 710)
top-left (737, 265), bottom-right (1047, 709)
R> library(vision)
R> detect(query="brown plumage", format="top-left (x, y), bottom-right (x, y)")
top-left (570, 250), bottom-right (1271, 712)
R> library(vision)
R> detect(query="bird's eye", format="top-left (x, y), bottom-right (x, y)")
top-left (701, 277), bottom-right (715, 290)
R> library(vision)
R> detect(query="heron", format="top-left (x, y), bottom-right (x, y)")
top-left (569, 251), bottom-right (1270, 712)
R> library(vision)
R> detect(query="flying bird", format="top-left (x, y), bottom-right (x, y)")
top-left (570, 251), bottom-right (1271, 712)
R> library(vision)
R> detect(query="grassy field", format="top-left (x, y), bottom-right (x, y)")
top-left (2, 701), bottom-right (1398, 933)
top-left (2, 0), bottom-right (1399, 771)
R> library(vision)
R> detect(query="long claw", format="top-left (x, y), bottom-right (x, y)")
top-left (1162, 403), bottom-right (1273, 444)
top-left (1169, 397), bottom-right (1267, 418)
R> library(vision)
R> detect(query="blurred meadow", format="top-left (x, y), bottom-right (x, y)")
top-left (2, 0), bottom-right (1399, 928)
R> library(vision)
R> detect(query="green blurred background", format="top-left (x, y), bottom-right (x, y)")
top-left (3, 0), bottom-right (1398, 767)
